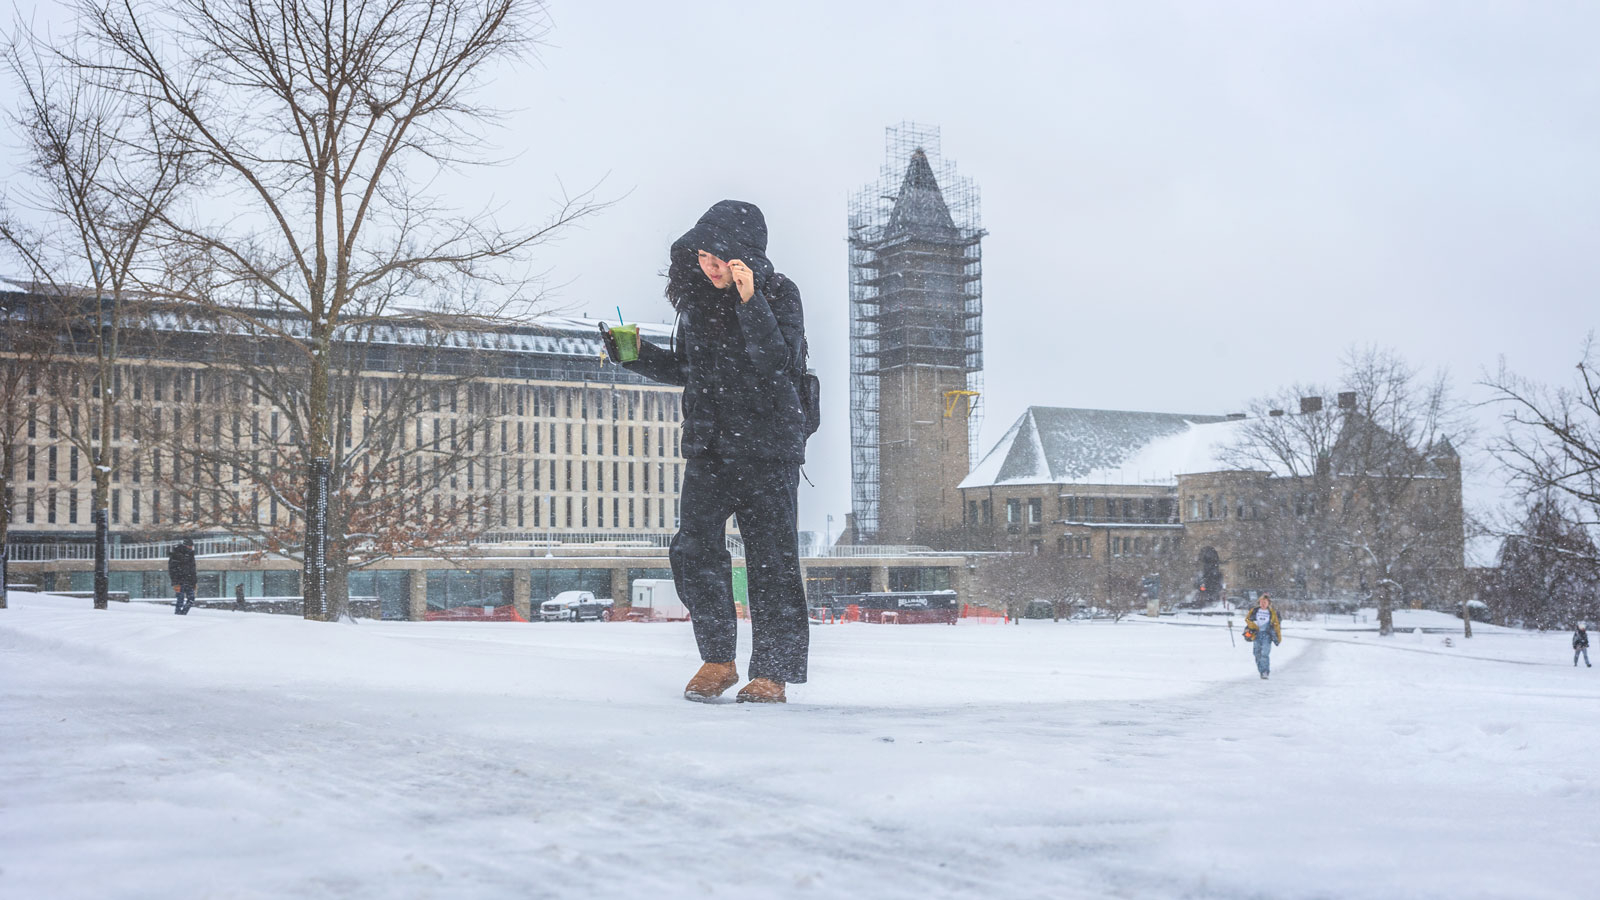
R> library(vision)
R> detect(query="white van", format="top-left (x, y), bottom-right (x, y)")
top-left (629, 579), bottom-right (689, 621)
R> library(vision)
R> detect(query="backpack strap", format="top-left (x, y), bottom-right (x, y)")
top-left (769, 272), bottom-right (807, 375)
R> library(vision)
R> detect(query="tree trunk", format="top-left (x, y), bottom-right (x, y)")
top-left (93, 389), bottom-right (112, 610)
top-left (326, 554), bottom-right (351, 623)
top-left (1377, 580), bottom-right (1394, 636)
top-left (1461, 594), bottom-right (1473, 639)
top-left (92, 505), bottom-right (109, 611)
top-left (1, 435), bottom-right (12, 610)
top-left (303, 455), bottom-right (331, 621)
top-left (302, 327), bottom-right (332, 621)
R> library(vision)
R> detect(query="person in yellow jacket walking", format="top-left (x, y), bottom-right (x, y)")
top-left (1243, 594), bottom-right (1282, 679)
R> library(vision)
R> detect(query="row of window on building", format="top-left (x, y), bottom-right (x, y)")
top-left (1053, 533), bottom-right (1184, 558)
top-left (1185, 492), bottom-right (1324, 522)
top-left (16, 407), bottom-right (681, 466)
top-left (966, 495), bottom-right (1181, 527)
top-left (9, 485), bottom-right (681, 532)
top-left (966, 491), bottom-right (1325, 529)
top-left (10, 432), bottom-right (683, 499)
top-left (22, 366), bottom-right (683, 423)
top-left (11, 454), bottom-right (683, 508)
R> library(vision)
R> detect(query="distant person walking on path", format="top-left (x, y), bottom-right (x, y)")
top-left (1243, 594), bottom-right (1281, 679)
top-left (168, 538), bottom-right (197, 616)
top-left (1576, 623), bottom-right (1591, 668)
top-left (602, 200), bottom-right (811, 704)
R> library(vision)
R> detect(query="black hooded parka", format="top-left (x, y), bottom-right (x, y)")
top-left (620, 200), bottom-right (811, 684)
top-left (167, 542), bottom-right (197, 588)
top-left (625, 200), bottom-right (807, 464)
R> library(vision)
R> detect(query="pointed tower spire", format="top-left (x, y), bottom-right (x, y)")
top-left (887, 149), bottom-right (958, 238)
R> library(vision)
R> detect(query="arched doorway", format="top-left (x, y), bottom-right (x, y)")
top-left (1197, 546), bottom-right (1223, 604)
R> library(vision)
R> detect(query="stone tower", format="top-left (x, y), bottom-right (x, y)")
top-left (849, 125), bottom-right (984, 547)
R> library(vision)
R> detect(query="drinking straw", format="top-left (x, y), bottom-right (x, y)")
top-left (616, 306), bottom-right (625, 328)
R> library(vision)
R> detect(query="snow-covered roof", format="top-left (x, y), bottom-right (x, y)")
top-left (351, 315), bottom-right (674, 359)
top-left (175, 312), bottom-right (672, 359)
top-left (960, 405), bottom-right (1461, 490)
top-left (1089, 418), bottom-right (1260, 484)
top-left (958, 407), bottom-right (1237, 490)
top-left (1, 284), bottom-right (674, 361)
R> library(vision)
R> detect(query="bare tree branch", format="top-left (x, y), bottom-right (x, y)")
top-left (51, 0), bottom-right (605, 619)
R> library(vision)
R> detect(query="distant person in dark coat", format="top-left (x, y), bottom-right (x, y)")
top-left (602, 200), bottom-right (809, 704)
top-left (1576, 623), bottom-right (1591, 668)
top-left (168, 538), bottom-right (197, 615)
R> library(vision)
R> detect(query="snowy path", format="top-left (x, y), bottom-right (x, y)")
top-left (1, 594), bottom-right (1595, 899)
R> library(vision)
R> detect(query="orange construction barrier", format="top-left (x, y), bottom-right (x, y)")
top-left (424, 604), bottom-right (528, 622)
top-left (959, 604), bottom-right (1006, 624)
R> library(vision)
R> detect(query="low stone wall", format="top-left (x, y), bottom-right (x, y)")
top-left (141, 595), bottom-right (382, 619)
top-left (45, 590), bottom-right (132, 603)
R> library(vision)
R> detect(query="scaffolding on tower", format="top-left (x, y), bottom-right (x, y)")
top-left (848, 123), bottom-right (984, 543)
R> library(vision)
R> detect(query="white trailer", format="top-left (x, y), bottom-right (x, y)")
top-left (629, 579), bottom-right (689, 621)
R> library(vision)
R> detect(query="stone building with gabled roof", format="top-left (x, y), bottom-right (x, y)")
top-left (957, 404), bottom-right (1464, 610)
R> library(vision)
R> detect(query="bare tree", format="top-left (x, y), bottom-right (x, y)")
top-left (1485, 336), bottom-right (1600, 544)
top-left (0, 27), bottom-right (193, 608)
top-left (1494, 494), bottom-right (1600, 630)
top-left (1102, 567), bottom-right (1148, 622)
top-left (980, 553), bottom-right (1059, 620)
top-left (1229, 348), bottom-right (1469, 635)
top-left (69, 0), bottom-right (602, 619)
top-left (146, 307), bottom-right (507, 617)
top-left (970, 552), bottom-right (1111, 622)
top-left (1226, 387), bottom-right (1345, 598)
top-left (1483, 340), bottom-right (1600, 631)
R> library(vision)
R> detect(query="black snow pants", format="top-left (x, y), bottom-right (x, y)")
top-left (670, 456), bottom-right (808, 683)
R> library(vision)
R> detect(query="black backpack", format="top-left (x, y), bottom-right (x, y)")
top-left (772, 273), bottom-right (820, 439)
top-left (796, 340), bottom-right (821, 439)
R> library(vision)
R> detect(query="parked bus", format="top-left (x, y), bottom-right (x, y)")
top-left (821, 589), bottom-right (959, 624)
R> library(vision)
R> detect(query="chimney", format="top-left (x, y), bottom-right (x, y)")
top-left (1268, 409), bottom-right (1285, 417)
top-left (1338, 391), bottom-right (1357, 410)
top-left (1299, 396), bottom-right (1323, 414)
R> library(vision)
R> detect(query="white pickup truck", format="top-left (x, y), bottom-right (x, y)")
top-left (539, 591), bottom-right (615, 622)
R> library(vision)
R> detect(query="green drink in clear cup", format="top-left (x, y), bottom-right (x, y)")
top-left (612, 324), bottom-right (639, 363)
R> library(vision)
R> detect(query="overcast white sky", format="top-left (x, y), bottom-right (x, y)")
top-left (497, 1), bottom-right (1599, 547)
top-left (9, 1), bottom-right (1599, 553)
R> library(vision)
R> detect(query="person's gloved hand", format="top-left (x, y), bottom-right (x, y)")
top-left (598, 323), bottom-right (622, 363)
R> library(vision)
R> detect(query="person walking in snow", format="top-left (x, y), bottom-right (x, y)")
top-left (1244, 593), bottom-right (1281, 679)
top-left (1575, 623), bottom-right (1591, 668)
top-left (168, 537), bottom-right (197, 616)
top-left (603, 200), bottom-right (810, 704)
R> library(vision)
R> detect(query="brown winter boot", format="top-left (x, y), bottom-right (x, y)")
top-left (683, 661), bottom-right (739, 702)
top-left (735, 678), bottom-right (786, 704)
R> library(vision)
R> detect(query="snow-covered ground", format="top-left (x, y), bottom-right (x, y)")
top-left (2, 592), bottom-right (1594, 899)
